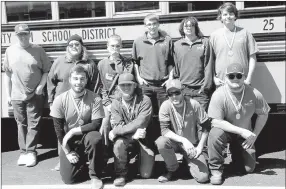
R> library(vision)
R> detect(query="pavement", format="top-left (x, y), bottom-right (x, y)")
top-left (1, 147), bottom-right (285, 189)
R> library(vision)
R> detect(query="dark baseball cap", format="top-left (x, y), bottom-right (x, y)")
top-left (15, 24), bottom-right (30, 34)
top-left (118, 73), bottom-right (136, 85)
top-left (226, 63), bottom-right (244, 74)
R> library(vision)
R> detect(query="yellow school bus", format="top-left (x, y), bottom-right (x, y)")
top-left (1, 1), bottom-right (285, 119)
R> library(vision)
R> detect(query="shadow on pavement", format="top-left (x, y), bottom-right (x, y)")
top-left (37, 148), bottom-right (58, 162)
top-left (255, 158), bottom-right (286, 175)
top-left (223, 157), bottom-right (285, 178)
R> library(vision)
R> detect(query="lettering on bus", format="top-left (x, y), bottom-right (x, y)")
top-left (82, 28), bottom-right (116, 40)
top-left (42, 30), bottom-right (71, 42)
top-left (2, 32), bottom-right (34, 43)
top-left (1, 33), bottom-right (12, 44)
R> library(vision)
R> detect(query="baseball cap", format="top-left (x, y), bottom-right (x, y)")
top-left (118, 73), bottom-right (136, 85)
top-left (15, 24), bottom-right (30, 34)
top-left (226, 63), bottom-right (244, 74)
top-left (67, 34), bottom-right (83, 46)
top-left (166, 79), bottom-right (182, 91)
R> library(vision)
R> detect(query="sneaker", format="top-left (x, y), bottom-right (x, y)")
top-left (17, 153), bottom-right (27, 166)
top-left (91, 177), bottom-right (103, 189)
top-left (210, 169), bottom-right (223, 185)
top-left (25, 152), bottom-right (37, 167)
top-left (113, 177), bottom-right (126, 187)
top-left (158, 171), bottom-right (173, 183)
top-left (52, 161), bottom-right (60, 171)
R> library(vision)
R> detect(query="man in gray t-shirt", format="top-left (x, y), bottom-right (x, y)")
top-left (207, 63), bottom-right (270, 185)
top-left (3, 24), bottom-right (51, 167)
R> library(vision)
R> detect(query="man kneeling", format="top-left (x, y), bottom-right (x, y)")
top-left (109, 73), bottom-right (155, 186)
top-left (156, 79), bottom-right (211, 183)
top-left (50, 65), bottom-right (105, 189)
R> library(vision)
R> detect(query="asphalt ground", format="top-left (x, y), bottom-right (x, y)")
top-left (1, 147), bottom-right (285, 189)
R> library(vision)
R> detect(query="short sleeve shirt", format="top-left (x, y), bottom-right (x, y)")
top-left (3, 44), bottom-right (52, 100)
top-left (50, 89), bottom-right (105, 131)
top-left (159, 97), bottom-right (209, 145)
top-left (210, 27), bottom-right (258, 80)
top-left (208, 85), bottom-right (270, 131)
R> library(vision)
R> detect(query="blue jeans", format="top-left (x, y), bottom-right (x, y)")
top-left (113, 137), bottom-right (155, 178)
top-left (11, 94), bottom-right (44, 153)
top-left (207, 127), bottom-right (256, 173)
top-left (155, 136), bottom-right (209, 183)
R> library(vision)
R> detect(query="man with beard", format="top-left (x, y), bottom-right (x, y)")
top-left (47, 34), bottom-right (100, 171)
top-left (207, 63), bottom-right (270, 185)
top-left (108, 73), bottom-right (154, 187)
top-left (50, 65), bottom-right (105, 189)
top-left (3, 23), bottom-right (51, 167)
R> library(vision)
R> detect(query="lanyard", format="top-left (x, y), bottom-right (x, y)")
top-left (122, 95), bottom-right (137, 115)
top-left (223, 26), bottom-right (236, 50)
top-left (226, 85), bottom-right (245, 113)
top-left (69, 90), bottom-right (86, 123)
top-left (171, 100), bottom-right (186, 130)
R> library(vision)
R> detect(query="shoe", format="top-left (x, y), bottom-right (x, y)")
top-left (52, 161), bottom-right (60, 171)
top-left (210, 169), bottom-right (223, 185)
top-left (113, 177), bottom-right (126, 187)
top-left (91, 177), bottom-right (103, 189)
top-left (25, 152), bottom-right (37, 167)
top-left (17, 153), bottom-right (27, 166)
top-left (158, 171), bottom-right (173, 183)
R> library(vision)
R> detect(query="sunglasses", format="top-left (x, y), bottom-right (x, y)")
top-left (167, 91), bottom-right (182, 97)
top-left (227, 73), bottom-right (243, 80)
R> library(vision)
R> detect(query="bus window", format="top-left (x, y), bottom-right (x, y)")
top-left (59, 1), bottom-right (106, 19)
top-left (114, 2), bottom-right (159, 12)
top-left (6, 2), bottom-right (52, 22)
top-left (244, 1), bottom-right (285, 8)
top-left (169, 1), bottom-right (223, 12)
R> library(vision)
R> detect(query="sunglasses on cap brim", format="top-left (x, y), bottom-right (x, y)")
top-left (227, 73), bottom-right (243, 80)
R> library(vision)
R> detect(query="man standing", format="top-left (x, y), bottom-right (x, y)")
top-left (207, 63), bottom-right (270, 185)
top-left (50, 65), bottom-right (105, 189)
top-left (3, 24), bottom-right (52, 167)
top-left (155, 79), bottom-right (210, 183)
top-left (97, 34), bottom-right (133, 147)
top-left (210, 2), bottom-right (258, 87)
top-left (108, 73), bottom-right (155, 187)
top-left (172, 16), bottom-right (214, 110)
top-left (132, 13), bottom-right (174, 116)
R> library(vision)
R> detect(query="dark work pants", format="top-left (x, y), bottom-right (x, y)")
top-left (141, 83), bottom-right (168, 116)
top-left (182, 87), bottom-right (210, 111)
top-left (208, 128), bottom-right (256, 173)
top-left (60, 131), bottom-right (104, 184)
top-left (113, 137), bottom-right (155, 179)
top-left (156, 136), bottom-right (209, 183)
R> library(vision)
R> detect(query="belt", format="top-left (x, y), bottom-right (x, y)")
top-left (183, 85), bottom-right (201, 90)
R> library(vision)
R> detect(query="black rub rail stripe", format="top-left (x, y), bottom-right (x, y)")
top-left (1, 32), bottom-right (285, 54)
top-left (1, 7), bottom-right (285, 31)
